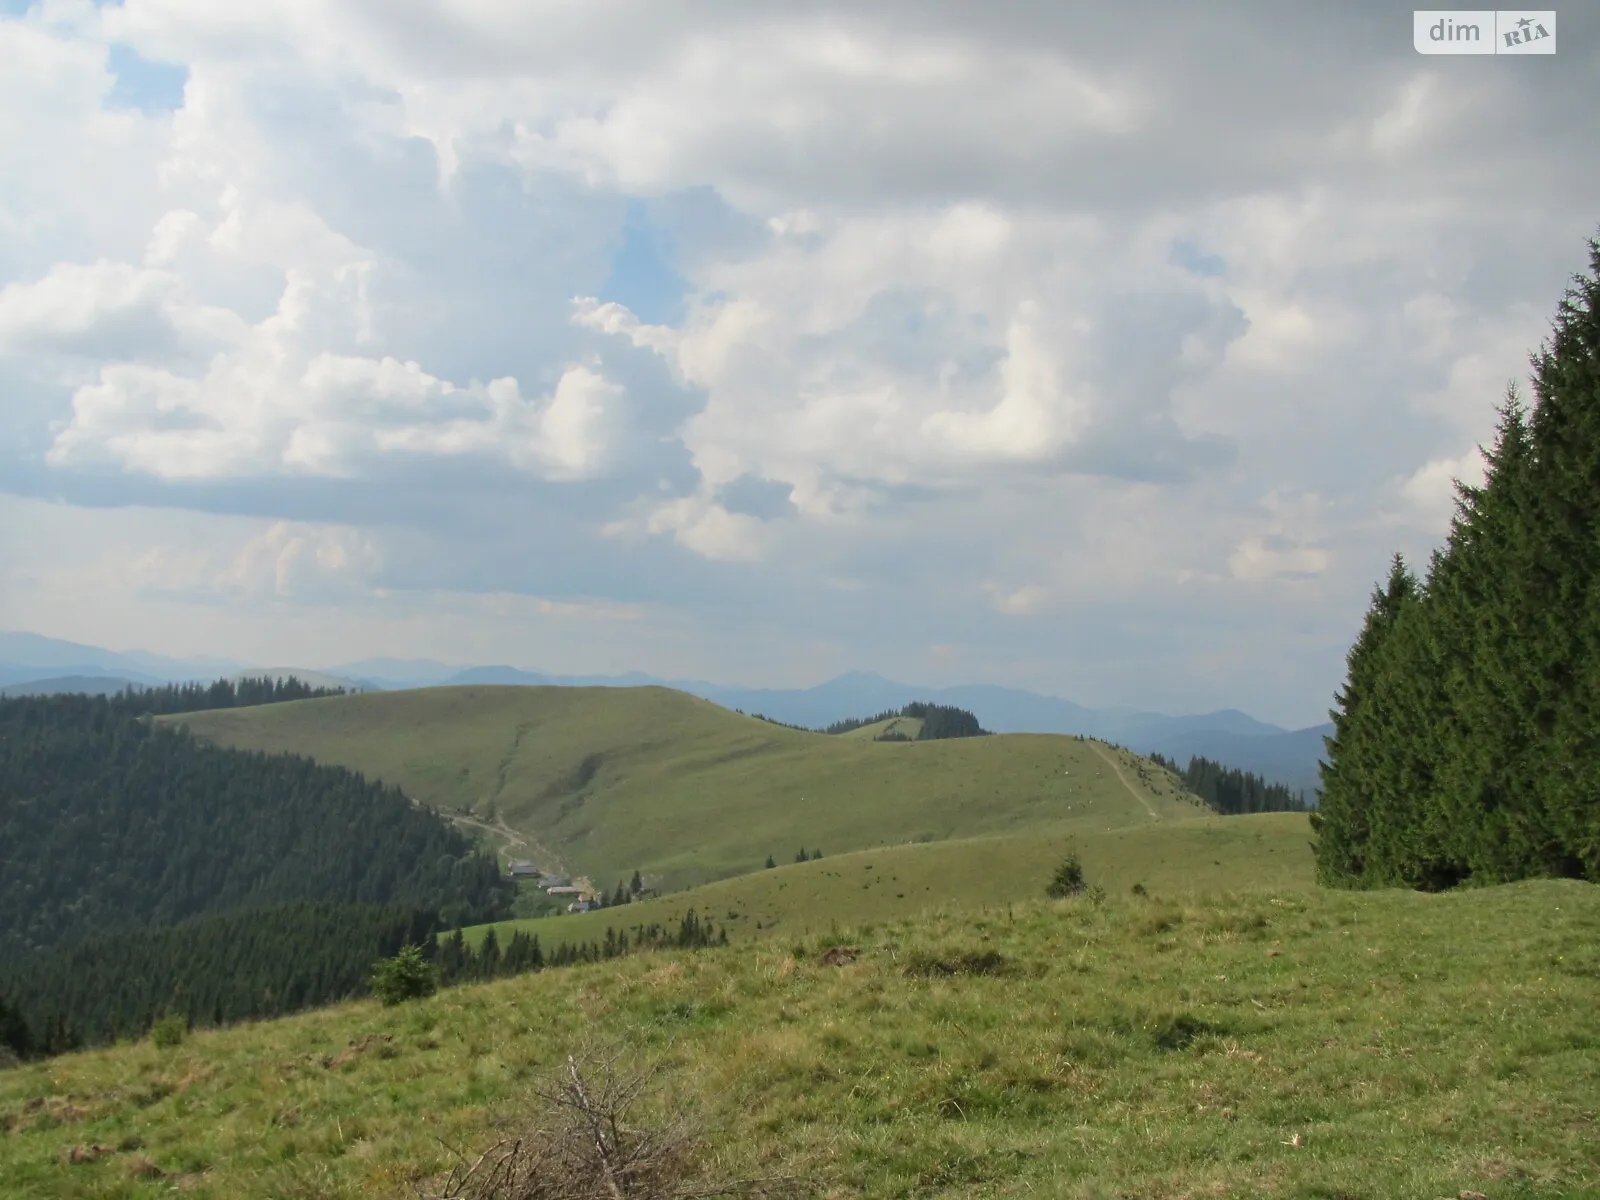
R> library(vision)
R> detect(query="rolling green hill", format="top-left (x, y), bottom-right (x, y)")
top-left (169, 686), bottom-right (1209, 892)
top-left (466, 812), bottom-right (1315, 954)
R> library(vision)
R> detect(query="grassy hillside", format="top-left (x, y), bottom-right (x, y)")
top-left (836, 715), bottom-right (923, 740)
top-left (3, 878), bottom-right (1595, 1199)
top-left (169, 686), bottom-right (1205, 891)
top-left (468, 812), bottom-right (1315, 954)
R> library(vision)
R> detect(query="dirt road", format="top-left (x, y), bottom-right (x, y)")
top-left (1087, 742), bottom-right (1160, 820)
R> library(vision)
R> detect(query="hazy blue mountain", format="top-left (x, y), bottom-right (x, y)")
top-left (667, 673), bottom-right (1285, 743)
top-left (1137, 724), bottom-right (1333, 798)
top-left (443, 665), bottom-right (557, 686)
top-left (0, 674), bottom-right (149, 698)
top-left (0, 663), bottom-right (159, 689)
top-left (327, 658), bottom-right (465, 688)
top-left (0, 632), bottom-right (246, 684)
top-left (440, 665), bottom-right (696, 689)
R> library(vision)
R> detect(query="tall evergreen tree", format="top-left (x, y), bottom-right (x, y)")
top-left (477, 928), bottom-right (502, 980)
top-left (1313, 554), bottom-right (1418, 885)
top-left (1315, 236), bottom-right (1600, 888)
top-left (1425, 392), bottom-right (1544, 881)
top-left (1524, 241), bottom-right (1600, 878)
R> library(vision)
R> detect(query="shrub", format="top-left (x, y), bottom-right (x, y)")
top-left (1046, 849), bottom-right (1086, 898)
top-left (149, 1012), bottom-right (187, 1049)
top-left (370, 943), bottom-right (438, 1006)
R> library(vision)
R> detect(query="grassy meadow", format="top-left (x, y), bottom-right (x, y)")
top-left (3, 876), bottom-right (1596, 1199)
top-left (167, 687), bottom-right (1205, 891)
top-left (467, 811), bottom-right (1316, 953)
top-left (87, 684), bottom-right (1595, 1197)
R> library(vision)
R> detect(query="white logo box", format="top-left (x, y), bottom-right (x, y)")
top-left (1414, 10), bottom-right (1556, 54)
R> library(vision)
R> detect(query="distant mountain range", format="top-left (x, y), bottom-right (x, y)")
top-left (0, 632), bottom-right (249, 688)
top-left (0, 633), bottom-right (1329, 797)
top-left (0, 674), bottom-right (151, 699)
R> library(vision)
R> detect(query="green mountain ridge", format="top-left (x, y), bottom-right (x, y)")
top-left (168, 684), bottom-right (1213, 893)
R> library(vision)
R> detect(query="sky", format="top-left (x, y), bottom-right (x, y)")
top-left (1, 0), bottom-right (1596, 729)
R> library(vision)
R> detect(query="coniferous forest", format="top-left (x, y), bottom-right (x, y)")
top-left (0, 691), bottom-right (515, 1055)
top-left (107, 674), bottom-right (348, 716)
top-left (1313, 239), bottom-right (1600, 890)
top-left (821, 702), bottom-right (989, 738)
top-left (0, 693), bottom-right (512, 961)
top-left (0, 903), bottom-right (441, 1055)
top-left (1148, 752), bottom-right (1310, 814)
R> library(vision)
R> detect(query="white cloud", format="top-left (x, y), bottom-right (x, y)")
top-left (1, 0), bottom-right (1594, 728)
top-left (213, 520), bottom-right (383, 600)
top-left (1400, 449), bottom-right (1486, 526)
top-left (44, 264), bottom-right (626, 481)
top-left (1229, 538), bottom-right (1331, 584)
top-left (987, 583), bottom-right (1050, 615)
top-left (603, 490), bottom-right (775, 563)
top-left (0, 260), bottom-right (181, 356)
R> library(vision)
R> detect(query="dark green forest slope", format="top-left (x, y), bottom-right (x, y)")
top-left (0, 694), bottom-right (512, 963)
top-left (1315, 238), bottom-right (1600, 889)
top-left (0, 902), bottom-right (439, 1054)
top-left (1148, 752), bottom-right (1310, 814)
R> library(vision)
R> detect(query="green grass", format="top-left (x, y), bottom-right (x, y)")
top-left (467, 811), bottom-right (1316, 953)
top-left (836, 715), bottom-right (924, 741)
top-left (3, 878), bottom-right (1596, 1199)
top-left (167, 686), bottom-right (1205, 891)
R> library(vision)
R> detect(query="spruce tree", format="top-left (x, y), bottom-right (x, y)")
top-left (477, 928), bottom-right (502, 980)
top-left (437, 928), bottom-right (468, 985)
top-left (1315, 236), bottom-right (1600, 888)
top-left (0, 992), bottom-right (30, 1059)
top-left (1313, 553), bottom-right (1418, 885)
top-left (1425, 392), bottom-right (1542, 881)
top-left (1524, 240), bottom-right (1600, 879)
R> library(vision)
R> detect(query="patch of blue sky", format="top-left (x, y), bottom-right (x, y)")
top-left (2, 0), bottom-right (126, 12)
top-left (1169, 239), bottom-right (1226, 278)
top-left (600, 201), bottom-right (689, 326)
top-left (106, 42), bottom-right (187, 114)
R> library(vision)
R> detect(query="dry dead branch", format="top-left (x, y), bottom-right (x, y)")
top-left (414, 1048), bottom-right (801, 1200)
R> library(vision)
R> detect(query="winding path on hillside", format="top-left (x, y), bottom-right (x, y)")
top-left (1087, 742), bottom-right (1160, 820)
top-left (447, 809), bottom-right (532, 855)
top-left (411, 797), bottom-right (569, 877)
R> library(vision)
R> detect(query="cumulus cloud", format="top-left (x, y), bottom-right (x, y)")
top-left (209, 520), bottom-right (383, 601)
top-left (1400, 450), bottom-right (1487, 525)
top-left (2, 0), bottom-right (1595, 726)
top-left (0, 260), bottom-right (183, 359)
top-left (574, 202), bottom-right (1235, 530)
top-left (44, 265), bottom-right (627, 481)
